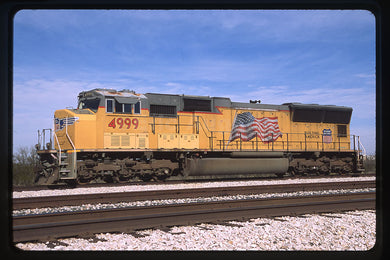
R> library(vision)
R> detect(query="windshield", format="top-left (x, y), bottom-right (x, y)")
top-left (78, 98), bottom-right (100, 112)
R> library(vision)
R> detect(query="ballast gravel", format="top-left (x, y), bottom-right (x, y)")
top-left (13, 177), bottom-right (376, 250)
top-left (12, 188), bottom-right (375, 216)
top-left (13, 176), bottom-right (375, 199)
top-left (15, 210), bottom-right (376, 251)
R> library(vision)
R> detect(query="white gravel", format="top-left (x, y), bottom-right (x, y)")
top-left (12, 188), bottom-right (375, 216)
top-left (15, 210), bottom-right (376, 251)
top-left (13, 176), bottom-right (376, 250)
top-left (13, 176), bottom-right (375, 199)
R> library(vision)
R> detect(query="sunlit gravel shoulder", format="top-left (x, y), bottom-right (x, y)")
top-left (15, 210), bottom-right (375, 251)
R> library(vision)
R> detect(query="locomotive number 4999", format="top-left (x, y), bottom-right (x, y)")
top-left (108, 118), bottom-right (139, 129)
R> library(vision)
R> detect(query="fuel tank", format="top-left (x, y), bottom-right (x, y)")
top-left (184, 157), bottom-right (289, 176)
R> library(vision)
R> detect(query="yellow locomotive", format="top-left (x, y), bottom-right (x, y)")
top-left (35, 88), bottom-right (364, 185)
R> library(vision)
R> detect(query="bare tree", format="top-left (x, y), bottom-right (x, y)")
top-left (13, 146), bottom-right (39, 186)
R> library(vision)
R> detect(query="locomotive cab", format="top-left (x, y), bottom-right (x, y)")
top-left (67, 89), bottom-right (149, 150)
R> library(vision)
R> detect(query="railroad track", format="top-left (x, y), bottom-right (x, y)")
top-left (12, 173), bottom-right (376, 192)
top-left (13, 191), bottom-right (375, 242)
top-left (13, 180), bottom-right (375, 210)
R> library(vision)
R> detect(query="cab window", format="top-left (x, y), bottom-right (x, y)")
top-left (134, 101), bottom-right (141, 114)
top-left (124, 104), bottom-right (132, 113)
top-left (107, 98), bottom-right (134, 114)
top-left (106, 99), bottom-right (114, 113)
top-left (115, 103), bottom-right (132, 114)
top-left (115, 101), bottom-right (123, 113)
top-left (337, 125), bottom-right (347, 137)
top-left (78, 98), bottom-right (100, 112)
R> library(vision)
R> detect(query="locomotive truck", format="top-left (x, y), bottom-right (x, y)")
top-left (35, 88), bottom-right (365, 185)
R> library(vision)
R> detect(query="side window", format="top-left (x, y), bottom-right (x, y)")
top-left (134, 101), bottom-right (141, 114)
top-left (115, 101), bottom-right (123, 113)
top-left (124, 104), bottom-right (132, 113)
top-left (107, 98), bottom-right (134, 114)
top-left (337, 125), bottom-right (347, 137)
top-left (106, 99), bottom-right (114, 113)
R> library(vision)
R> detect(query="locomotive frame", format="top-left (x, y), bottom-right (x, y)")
top-left (35, 88), bottom-right (365, 185)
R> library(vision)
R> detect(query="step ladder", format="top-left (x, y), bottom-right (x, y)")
top-left (58, 151), bottom-right (77, 179)
top-left (59, 152), bottom-right (70, 176)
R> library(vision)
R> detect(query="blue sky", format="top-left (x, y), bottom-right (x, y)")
top-left (13, 10), bottom-right (376, 155)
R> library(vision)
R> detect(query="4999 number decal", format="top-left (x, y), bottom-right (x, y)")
top-left (108, 118), bottom-right (139, 129)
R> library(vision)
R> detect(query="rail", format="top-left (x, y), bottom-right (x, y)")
top-left (207, 131), bottom-right (363, 153)
top-left (13, 191), bottom-right (375, 242)
top-left (53, 131), bottom-right (62, 165)
top-left (150, 114), bottom-right (198, 134)
top-left (36, 118), bottom-right (77, 176)
top-left (37, 114), bottom-right (364, 157)
top-left (146, 114), bottom-right (363, 154)
top-left (13, 180), bottom-right (376, 210)
top-left (65, 117), bottom-right (76, 153)
top-left (65, 117), bottom-right (77, 178)
top-left (36, 128), bottom-right (53, 150)
top-left (37, 128), bottom-right (63, 165)
top-left (197, 115), bottom-right (211, 137)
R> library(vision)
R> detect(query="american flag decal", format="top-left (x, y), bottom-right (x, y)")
top-left (228, 112), bottom-right (282, 143)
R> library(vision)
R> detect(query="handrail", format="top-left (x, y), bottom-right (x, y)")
top-left (206, 132), bottom-right (356, 152)
top-left (37, 128), bottom-right (53, 150)
top-left (358, 136), bottom-right (367, 157)
top-left (197, 116), bottom-right (211, 138)
top-left (52, 130), bottom-right (62, 165)
top-left (65, 117), bottom-right (76, 152)
top-left (65, 117), bottom-right (77, 175)
top-left (146, 114), bottom-right (358, 153)
top-left (149, 114), bottom-right (209, 136)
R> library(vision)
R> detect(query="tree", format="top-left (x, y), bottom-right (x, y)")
top-left (13, 146), bottom-right (39, 186)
